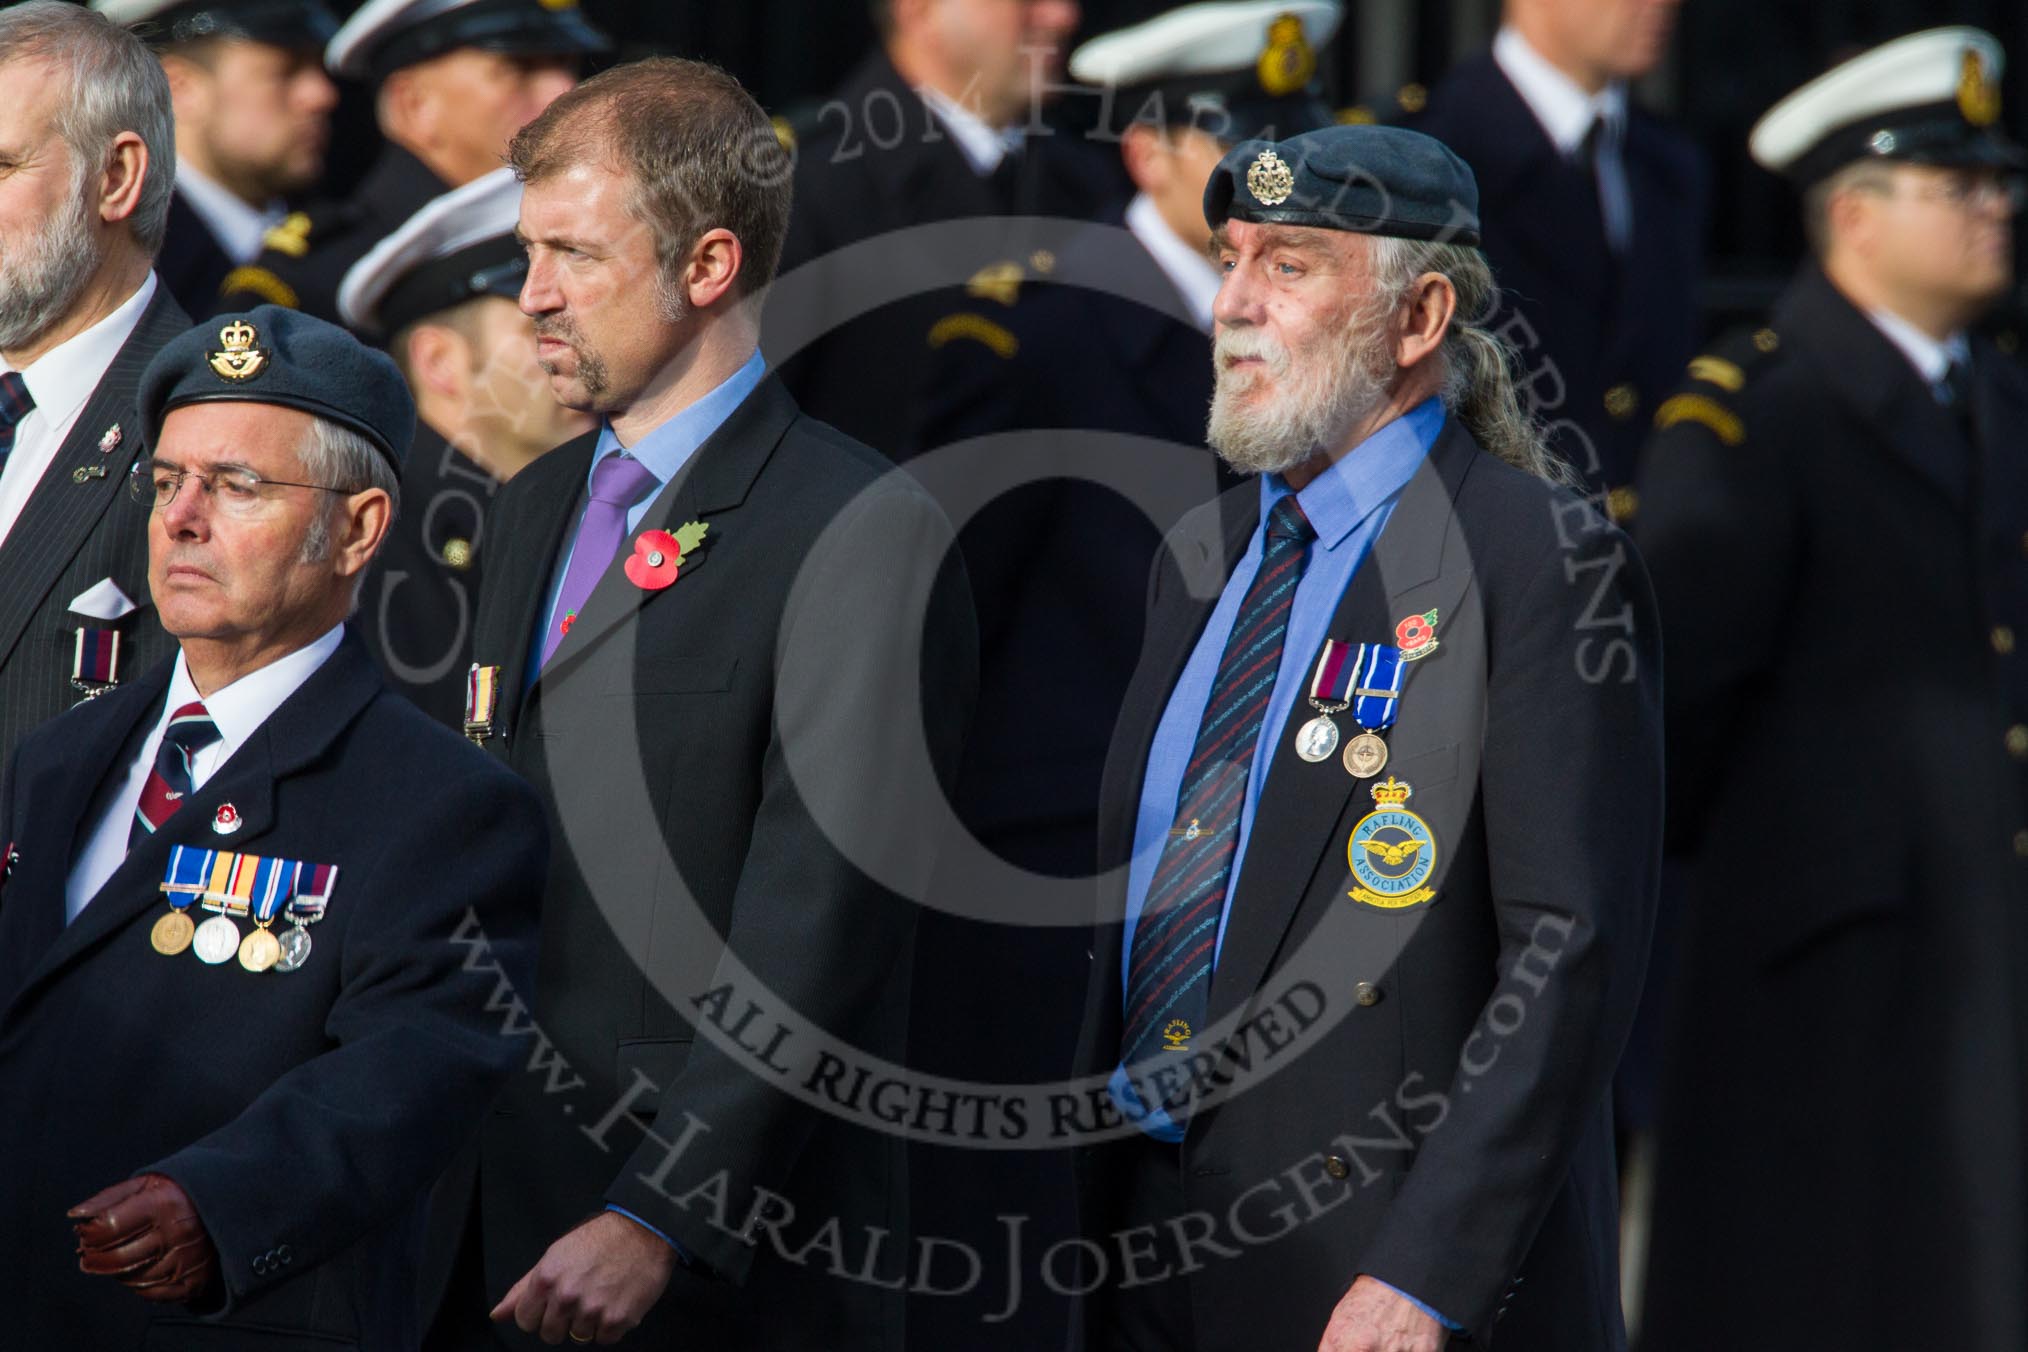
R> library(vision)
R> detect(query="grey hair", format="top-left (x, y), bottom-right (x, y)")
top-left (0, 1), bottom-right (175, 255)
top-left (1802, 159), bottom-right (1897, 259)
top-left (297, 418), bottom-right (400, 607)
top-left (1369, 235), bottom-right (1575, 486)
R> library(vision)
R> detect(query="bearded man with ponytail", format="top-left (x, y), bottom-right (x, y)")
top-left (1070, 125), bottom-right (1661, 1352)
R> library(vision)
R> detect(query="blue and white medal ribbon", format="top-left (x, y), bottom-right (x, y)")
top-left (1295, 640), bottom-right (1405, 777)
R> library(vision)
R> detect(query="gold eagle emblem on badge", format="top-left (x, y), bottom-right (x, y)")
top-left (1959, 48), bottom-right (2002, 127)
top-left (1256, 14), bottom-right (1316, 98)
top-left (1358, 836), bottom-right (1428, 868)
top-left (207, 320), bottom-right (268, 382)
top-left (1247, 147), bottom-right (1296, 206)
top-left (1162, 1019), bottom-right (1192, 1051)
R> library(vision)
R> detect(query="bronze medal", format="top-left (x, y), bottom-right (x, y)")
top-left (1342, 731), bottom-right (1389, 779)
top-left (150, 910), bottom-right (195, 956)
top-left (238, 926), bottom-right (281, 973)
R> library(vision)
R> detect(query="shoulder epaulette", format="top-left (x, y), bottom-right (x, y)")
top-left (1652, 325), bottom-right (1785, 447)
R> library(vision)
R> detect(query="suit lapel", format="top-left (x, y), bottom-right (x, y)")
top-left (1206, 424), bottom-right (1481, 1025)
top-left (532, 376), bottom-right (799, 687)
top-left (488, 433), bottom-right (596, 728)
top-left (0, 634), bottom-right (379, 1023)
top-left (0, 291), bottom-right (189, 669)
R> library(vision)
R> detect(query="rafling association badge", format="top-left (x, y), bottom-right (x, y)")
top-left (1346, 776), bottom-right (1437, 909)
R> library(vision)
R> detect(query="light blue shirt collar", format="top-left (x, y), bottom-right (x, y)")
top-left (1261, 395), bottom-right (1446, 548)
top-left (587, 347), bottom-right (768, 497)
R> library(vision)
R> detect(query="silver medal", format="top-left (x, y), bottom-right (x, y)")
top-left (275, 926), bottom-right (313, 973)
top-left (192, 914), bottom-right (241, 965)
top-left (1294, 714), bottom-right (1340, 763)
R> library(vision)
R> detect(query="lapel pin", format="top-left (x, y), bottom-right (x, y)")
top-left (72, 464), bottom-right (107, 484)
top-left (624, 520), bottom-right (709, 592)
top-left (1395, 609), bottom-right (1441, 661)
top-left (98, 423), bottom-right (121, 454)
top-left (212, 803), bottom-right (242, 835)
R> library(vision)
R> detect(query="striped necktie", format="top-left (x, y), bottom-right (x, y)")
top-left (1121, 495), bottom-right (1316, 1090)
top-left (130, 702), bottom-right (222, 848)
top-left (0, 372), bottom-right (33, 479)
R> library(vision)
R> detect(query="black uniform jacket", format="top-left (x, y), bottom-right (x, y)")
top-left (0, 630), bottom-right (545, 1350)
top-left (445, 373), bottom-right (978, 1350)
top-left (768, 49), bottom-right (1123, 462)
top-left (215, 146), bottom-right (448, 328)
top-left (361, 423), bottom-right (498, 728)
top-left (1635, 265), bottom-right (2028, 1352)
top-left (1073, 417), bottom-right (1663, 1350)
top-left (1410, 52), bottom-right (1705, 507)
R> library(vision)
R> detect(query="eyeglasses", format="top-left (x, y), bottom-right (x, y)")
top-left (129, 458), bottom-right (353, 517)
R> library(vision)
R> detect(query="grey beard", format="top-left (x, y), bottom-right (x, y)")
top-left (1206, 313), bottom-right (1396, 477)
top-left (0, 180), bottom-right (100, 352)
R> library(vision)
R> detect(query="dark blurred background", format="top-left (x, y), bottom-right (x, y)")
top-left (313, 0), bottom-right (2028, 338)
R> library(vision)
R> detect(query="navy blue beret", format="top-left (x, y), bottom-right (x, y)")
top-left (139, 307), bottom-right (415, 472)
top-left (1204, 125), bottom-right (1482, 246)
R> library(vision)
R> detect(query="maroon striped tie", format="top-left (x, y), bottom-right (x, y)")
top-left (130, 702), bottom-right (222, 848)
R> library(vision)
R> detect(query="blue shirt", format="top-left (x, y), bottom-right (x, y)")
top-left (1111, 397), bottom-right (1443, 1141)
top-left (527, 348), bottom-right (768, 683)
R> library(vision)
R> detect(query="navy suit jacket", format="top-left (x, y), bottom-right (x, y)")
top-left (0, 630), bottom-right (544, 1350)
top-left (1073, 422), bottom-right (1662, 1349)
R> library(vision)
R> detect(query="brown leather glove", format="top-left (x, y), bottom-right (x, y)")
top-left (68, 1173), bottom-right (217, 1303)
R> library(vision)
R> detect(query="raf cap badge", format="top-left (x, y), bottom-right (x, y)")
top-left (1959, 47), bottom-right (2002, 127)
top-left (1256, 13), bottom-right (1317, 98)
top-left (207, 320), bottom-right (269, 382)
top-left (1247, 147), bottom-right (1295, 206)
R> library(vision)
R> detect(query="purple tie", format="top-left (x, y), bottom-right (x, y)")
top-left (541, 452), bottom-right (661, 668)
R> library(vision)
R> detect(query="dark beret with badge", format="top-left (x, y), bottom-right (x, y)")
top-left (1070, 0), bottom-right (1344, 146)
top-left (1205, 123), bottom-right (1482, 245)
top-left (1750, 25), bottom-right (2025, 185)
top-left (91, 0), bottom-right (339, 50)
top-left (326, 0), bottom-right (609, 85)
top-left (139, 306), bottom-right (416, 472)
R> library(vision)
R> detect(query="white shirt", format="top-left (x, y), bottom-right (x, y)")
top-left (1493, 26), bottom-right (1627, 156)
top-left (1866, 307), bottom-right (1972, 395)
top-left (0, 272), bottom-right (158, 548)
top-left (1493, 27), bottom-right (1633, 252)
top-left (176, 166), bottom-right (286, 265)
top-left (65, 624), bottom-right (344, 922)
top-left (1125, 192), bottom-right (1221, 334)
top-left (919, 85), bottom-right (1024, 176)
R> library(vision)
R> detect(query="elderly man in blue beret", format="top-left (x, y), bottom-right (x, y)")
top-left (1069, 125), bottom-right (1661, 1352)
top-left (0, 305), bottom-right (545, 1349)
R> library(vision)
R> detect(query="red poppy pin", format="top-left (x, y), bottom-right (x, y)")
top-left (1395, 608), bottom-right (1440, 661)
top-left (623, 521), bottom-right (709, 592)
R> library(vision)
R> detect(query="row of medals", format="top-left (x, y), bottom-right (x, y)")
top-left (151, 906), bottom-right (317, 973)
top-left (1296, 703), bottom-right (1389, 778)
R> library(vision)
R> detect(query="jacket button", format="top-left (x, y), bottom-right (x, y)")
top-left (252, 1256), bottom-right (267, 1276)
top-left (1354, 982), bottom-right (1382, 1007)
top-left (278, 1245), bottom-right (293, 1266)
top-left (2007, 726), bottom-right (2028, 760)
top-left (2015, 829), bottom-right (2028, 859)
top-left (1603, 384), bottom-right (1639, 420)
top-left (1323, 1155), bottom-right (1351, 1180)
top-left (1995, 625), bottom-right (2018, 656)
